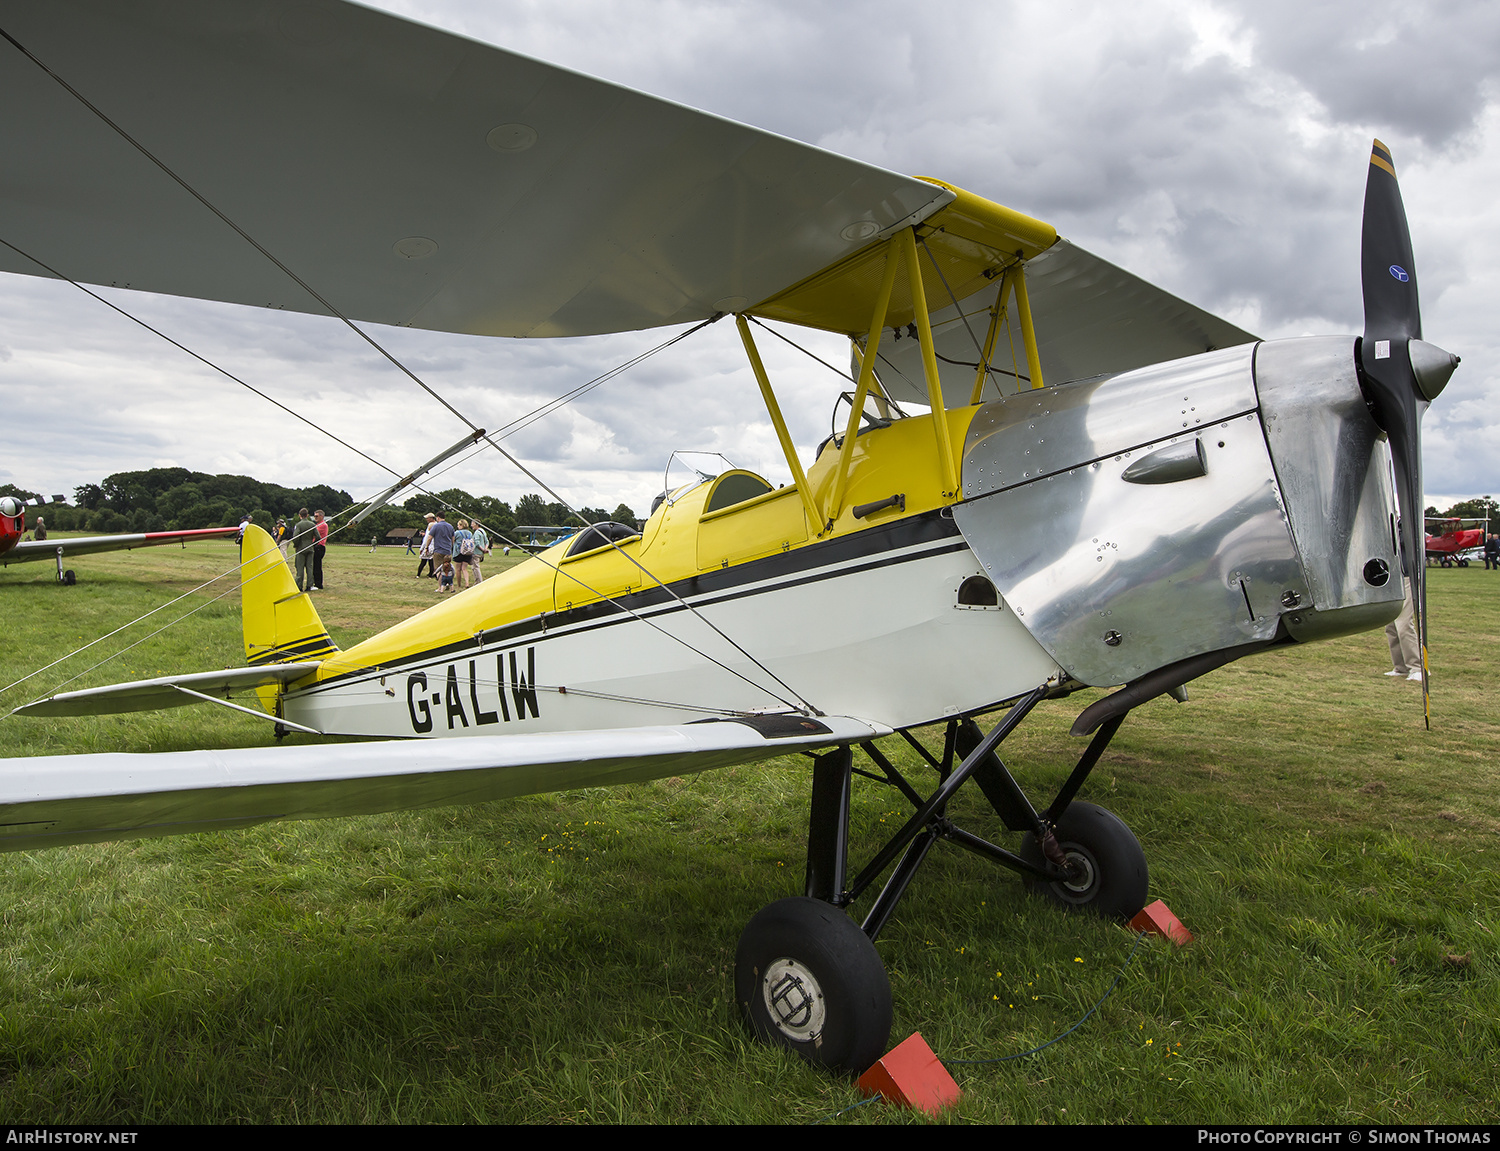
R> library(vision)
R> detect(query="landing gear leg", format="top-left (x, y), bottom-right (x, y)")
top-left (735, 686), bottom-right (1148, 1073)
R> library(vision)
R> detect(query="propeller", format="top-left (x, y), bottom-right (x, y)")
top-left (1357, 139), bottom-right (1460, 728)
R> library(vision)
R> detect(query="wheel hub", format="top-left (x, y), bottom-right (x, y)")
top-left (762, 957), bottom-right (826, 1042)
top-left (1056, 846), bottom-right (1100, 902)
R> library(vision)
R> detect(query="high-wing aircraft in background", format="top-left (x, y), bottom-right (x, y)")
top-left (0, 0), bottom-right (1460, 1073)
top-left (0, 494), bottom-right (238, 583)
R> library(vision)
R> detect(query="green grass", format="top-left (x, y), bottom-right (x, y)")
top-left (0, 540), bottom-right (1496, 1122)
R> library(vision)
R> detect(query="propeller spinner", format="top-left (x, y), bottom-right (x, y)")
top-left (1356, 139), bottom-right (1460, 727)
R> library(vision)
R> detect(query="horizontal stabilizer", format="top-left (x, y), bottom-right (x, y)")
top-left (15, 663), bottom-right (324, 717)
top-left (0, 715), bottom-right (884, 853)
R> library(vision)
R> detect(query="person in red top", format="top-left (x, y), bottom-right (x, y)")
top-left (312, 509), bottom-right (329, 591)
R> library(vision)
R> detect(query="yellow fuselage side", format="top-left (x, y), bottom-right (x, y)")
top-left (309, 406), bottom-right (980, 686)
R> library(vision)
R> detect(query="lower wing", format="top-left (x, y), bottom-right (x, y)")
top-left (0, 715), bottom-right (882, 853)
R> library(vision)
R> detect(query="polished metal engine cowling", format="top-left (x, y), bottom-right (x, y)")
top-left (953, 339), bottom-right (1402, 687)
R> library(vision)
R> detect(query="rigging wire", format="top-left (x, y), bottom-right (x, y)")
top-left (746, 315), bottom-right (856, 385)
top-left (0, 284), bottom-right (803, 714)
top-left (918, 236), bottom-right (990, 366)
top-left (3, 30), bottom-right (821, 718)
top-left (3, 22), bottom-right (819, 714)
top-left (8, 451), bottom-right (812, 718)
top-left (0, 237), bottom-right (404, 487)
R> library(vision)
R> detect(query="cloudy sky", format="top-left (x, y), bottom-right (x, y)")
top-left (4, 0), bottom-right (1498, 518)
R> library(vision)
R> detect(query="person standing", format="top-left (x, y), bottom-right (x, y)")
top-left (416, 513), bottom-right (437, 578)
top-left (452, 519), bottom-right (476, 589)
top-left (428, 511), bottom-right (455, 594)
top-left (274, 517), bottom-right (290, 558)
top-left (471, 523), bottom-right (490, 584)
top-left (312, 509), bottom-right (328, 590)
top-left (291, 508), bottom-right (316, 592)
top-left (1384, 577), bottom-right (1423, 682)
top-left (33, 516), bottom-right (46, 541)
top-left (1485, 533), bottom-right (1499, 571)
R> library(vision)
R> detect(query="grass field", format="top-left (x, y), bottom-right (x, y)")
top-left (0, 537), bottom-right (1495, 1123)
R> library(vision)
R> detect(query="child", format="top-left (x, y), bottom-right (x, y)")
top-left (436, 557), bottom-right (455, 593)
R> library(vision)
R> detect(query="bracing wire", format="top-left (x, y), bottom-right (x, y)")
top-left (0, 276), bottom-right (805, 715)
top-left (3, 26), bottom-right (821, 717)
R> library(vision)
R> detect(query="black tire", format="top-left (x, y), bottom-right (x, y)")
top-left (1020, 801), bottom-right (1148, 920)
top-left (62, 570), bottom-right (76, 586)
top-left (735, 896), bottom-right (892, 1074)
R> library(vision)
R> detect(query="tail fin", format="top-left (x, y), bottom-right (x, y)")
top-left (240, 525), bottom-right (339, 666)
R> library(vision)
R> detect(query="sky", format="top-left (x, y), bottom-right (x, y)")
top-left (3, 0), bottom-right (1498, 517)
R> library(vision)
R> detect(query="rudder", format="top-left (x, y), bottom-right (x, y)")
top-left (240, 525), bottom-right (339, 666)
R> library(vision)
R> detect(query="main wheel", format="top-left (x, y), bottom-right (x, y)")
top-left (1020, 801), bottom-right (1148, 920)
top-left (735, 896), bottom-right (892, 1074)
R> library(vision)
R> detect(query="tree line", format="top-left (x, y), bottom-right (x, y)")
top-left (0, 469), bottom-right (639, 544)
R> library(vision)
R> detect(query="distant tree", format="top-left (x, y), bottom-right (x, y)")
top-left (72, 483), bottom-right (105, 510)
top-left (90, 509), bottom-right (128, 533)
top-left (158, 483), bottom-right (205, 520)
top-left (515, 494), bottom-right (550, 525)
top-left (49, 505), bottom-right (89, 531)
top-left (611, 503), bottom-right (639, 530)
top-left (170, 500), bottom-right (233, 530)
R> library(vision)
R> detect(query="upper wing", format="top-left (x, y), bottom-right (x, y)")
top-left (874, 240), bottom-right (1258, 404)
top-left (0, 0), bottom-right (952, 338)
top-left (0, 715), bottom-right (884, 852)
top-left (0, 0), bottom-right (1245, 370)
top-left (1, 526), bottom-right (240, 566)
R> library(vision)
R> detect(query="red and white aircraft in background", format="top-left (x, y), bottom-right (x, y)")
top-left (0, 495), bottom-right (238, 584)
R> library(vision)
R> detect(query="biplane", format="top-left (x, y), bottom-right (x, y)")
top-left (0, 493), bottom-right (238, 583)
top-left (1424, 518), bottom-right (1486, 567)
top-left (0, 0), bottom-right (1460, 1073)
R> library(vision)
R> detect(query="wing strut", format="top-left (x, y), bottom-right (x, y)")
top-left (168, 684), bottom-right (322, 735)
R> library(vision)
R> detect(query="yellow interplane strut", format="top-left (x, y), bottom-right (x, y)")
top-left (736, 315), bottom-right (825, 533)
top-left (827, 239), bottom-right (902, 523)
top-left (750, 180), bottom-right (1056, 335)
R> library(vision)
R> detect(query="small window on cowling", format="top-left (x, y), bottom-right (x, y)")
top-left (565, 521), bottom-right (638, 558)
top-left (704, 472), bottom-right (773, 513)
top-left (957, 575), bottom-right (999, 607)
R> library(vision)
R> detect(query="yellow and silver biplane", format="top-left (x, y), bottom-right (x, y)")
top-left (0, 0), bottom-right (1458, 1071)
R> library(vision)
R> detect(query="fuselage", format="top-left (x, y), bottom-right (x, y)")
top-left (0, 497), bottom-right (25, 557)
top-left (283, 406), bottom-right (1062, 737)
top-left (281, 336), bottom-right (1407, 741)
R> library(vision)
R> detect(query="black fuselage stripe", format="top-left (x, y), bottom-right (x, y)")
top-left (298, 514), bottom-right (968, 696)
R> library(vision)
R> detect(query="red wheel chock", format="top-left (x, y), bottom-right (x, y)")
top-left (1130, 898), bottom-right (1193, 945)
top-left (857, 1032), bottom-right (960, 1114)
